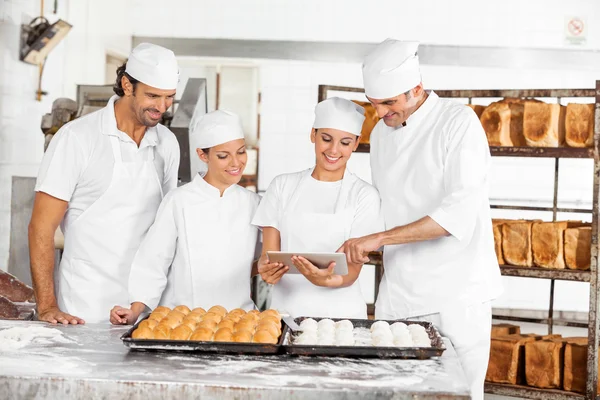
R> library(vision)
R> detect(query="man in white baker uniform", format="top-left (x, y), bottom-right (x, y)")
top-left (338, 39), bottom-right (502, 400)
top-left (29, 43), bottom-right (181, 324)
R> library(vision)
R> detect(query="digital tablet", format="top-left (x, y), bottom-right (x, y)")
top-left (266, 252), bottom-right (348, 276)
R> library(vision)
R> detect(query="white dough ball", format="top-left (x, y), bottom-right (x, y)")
top-left (370, 321), bottom-right (390, 332)
top-left (412, 338), bottom-right (431, 347)
top-left (317, 318), bottom-right (336, 331)
top-left (317, 336), bottom-right (335, 346)
top-left (295, 332), bottom-right (318, 345)
top-left (300, 318), bottom-right (318, 332)
top-left (372, 335), bottom-right (394, 347)
top-left (334, 330), bottom-right (355, 346)
top-left (393, 334), bottom-right (413, 347)
top-left (335, 320), bottom-right (354, 332)
top-left (390, 322), bottom-right (408, 336)
top-left (407, 324), bottom-right (427, 335)
top-left (371, 328), bottom-right (393, 342)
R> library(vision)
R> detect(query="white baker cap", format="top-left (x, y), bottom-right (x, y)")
top-left (125, 43), bottom-right (179, 90)
top-left (189, 110), bottom-right (245, 150)
top-left (313, 97), bottom-right (365, 136)
top-left (362, 39), bottom-right (421, 100)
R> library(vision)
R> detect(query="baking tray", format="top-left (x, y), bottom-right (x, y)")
top-left (282, 317), bottom-right (446, 359)
top-left (1, 302), bottom-right (35, 321)
top-left (121, 315), bottom-right (285, 355)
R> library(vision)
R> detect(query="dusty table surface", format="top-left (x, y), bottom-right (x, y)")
top-left (0, 320), bottom-right (470, 399)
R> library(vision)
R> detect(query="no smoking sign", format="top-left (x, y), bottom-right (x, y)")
top-left (565, 16), bottom-right (587, 45)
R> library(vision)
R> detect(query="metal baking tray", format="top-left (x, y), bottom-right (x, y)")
top-left (282, 317), bottom-right (446, 359)
top-left (121, 316), bottom-right (285, 355)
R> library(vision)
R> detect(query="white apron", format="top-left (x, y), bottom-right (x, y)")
top-left (271, 169), bottom-right (367, 319)
top-left (184, 185), bottom-right (256, 311)
top-left (57, 135), bottom-right (163, 323)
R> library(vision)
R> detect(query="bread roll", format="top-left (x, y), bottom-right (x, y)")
top-left (207, 305), bottom-right (227, 317)
top-left (259, 315), bottom-right (280, 327)
top-left (531, 222), bottom-right (569, 269)
top-left (241, 313), bottom-right (259, 322)
top-left (214, 328), bottom-right (234, 342)
top-left (153, 325), bottom-right (171, 340)
top-left (253, 330), bottom-right (278, 344)
top-left (159, 317), bottom-right (182, 330)
top-left (217, 319), bottom-right (235, 331)
top-left (260, 309), bottom-right (281, 320)
top-left (148, 312), bottom-right (166, 322)
top-left (138, 319), bottom-right (158, 331)
top-left (565, 103), bottom-right (594, 148)
top-left (202, 312), bottom-right (222, 323)
top-left (132, 325), bottom-right (154, 339)
top-left (191, 307), bottom-right (206, 315)
top-left (256, 322), bottom-right (280, 339)
top-left (197, 319), bottom-right (218, 331)
top-left (154, 306), bottom-right (171, 314)
top-left (180, 319), bottom-right (197, 331)
top-left (190, 327), bottom-right (214, 341)
top-left (170, 325), bottom-right (193, 341)
top-left (166, 310), bottom-right (186, 322)
top-left (184, 313), bottom-right (203, 323)
top-left (223, 314), bottom-right (242, 323)
top-left (234, 320), bottom-right (256, 334)
top-left (564, 226), bottom-right (592, 270)
top-left (173, 305), bottom-right (191, 315)
top-left (232, 331), bottom-right (253, 343)
top-left (248, 309), bottom-right (260, 315)
top-left (501, 220), bottom-right (534, 267)
top-left (227, 308), bottom-right (246, 317)
top-left (523, 102), bottom-right (566, 147)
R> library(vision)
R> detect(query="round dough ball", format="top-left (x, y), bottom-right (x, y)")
top-left (393, 333), bottom-right (413, 347)
top-left (184, 313), bottom-right (203, 323)
top-left (370, 321), bottom-right (390, 332)
top-left (190, 327), bottom-right (214, 341)
top-left (191, 307), bottom-right (206, 315)
top-left (317, 318), bottom-right (336, 331)
top-left (232, 331), bottom-right (253, 343)
top-left (166, 310), bottom-right (186, 323)
top-left (217, 319), bottom-right (235, 331)
top-left (170, 325), bottom-right (193, 340)
top-left (234, 320), bottom-right (256, 334)
top-left (132, 325), bottom-right (154, 339)
top-left (334, 330), bottom-right (355, 346)
top-left (180, 319), bottom-right (197, 331)
top-left (317, 336), bottom-right (335, 346)
top-left (372, 336), bottom-right (394, 347)
top-left (256, 322), bottom-right (279, 339)
top-left (253, 330), bottom-right (277, 344)
top-left (335, 320), bottom-right (354, 332)
top-left (390, 322), bottom-right (409, 336)
top-left (214, 328), bottom-right (234, 342)
top-left (371, 329), bottom-right (393, 342)
top-left (260, 309), bottom-right (281, 320)
top-left (197, 319), bottom-right (218, 331)
top-left (154, 306), bottom-right (171, 314)
top-left (153, 325), bottom-right (171, 339)
top-left (207, 305), bottom-right (227, 317)
top-left (202, 312), bottom-right (223, 323)
top-left (295, 332), bottom-right (318, 345)
top-left (138, 319), bottom-right (158, 331)
top-left (299, 318), bottom-right (318, 332)
top-left (408, 324), bottom-right (427, 335)
top-left (412, 337), bottom-right (431, 347)
top-left (173, 305), bottom-right (191, 315)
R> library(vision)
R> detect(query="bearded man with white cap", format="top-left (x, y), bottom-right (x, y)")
top-left (29, 43), bottom-right (181, 324)
top-left (338, 39), bottom-right (502, 399)
top-left (110, 110), bottom-right (260, 324)
top-left (252, 97), bottom-right (384, 319)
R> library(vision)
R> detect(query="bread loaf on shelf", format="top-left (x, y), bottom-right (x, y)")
top-left (523, 102), bottom-right (566, 147)
top-left (481, 101), bottom-right (525, 147)
top-left (492, 219), bottom-right (506, 265)
top-left (524, 337), bottom-right (586, 389)
top-left (564, 339), bottom-right (598, 393)
top-left (491, 323), bottom-right (521, 338)
top-left (501, 220), bottom-right (536, 267)
top-left (565, 103), bottom-right (594, 148)
top-left (564, 226), bottom-right (592, 271)
top-left (467, 104), bottom-right (486, 119)
top-left (531, 222), bottom-right (569, 269)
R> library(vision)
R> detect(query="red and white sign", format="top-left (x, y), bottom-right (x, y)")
top-left (565, 16), bottom-right (587, 45)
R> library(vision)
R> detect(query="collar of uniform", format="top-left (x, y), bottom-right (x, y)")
top-left (193, 173), bottom-right (238, 198)
top-left (101, 95), bottom-right (159, 148)
top-left (403, 90), bottom-right (439, 128)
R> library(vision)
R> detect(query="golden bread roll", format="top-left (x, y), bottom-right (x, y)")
top-left (191, 307), bottom-right (206, 315)
top-left (173, 305), bottom-right (191, 315)
top-left (170, 325), bottom-right (193, 340)
top-left (138, 319), bottom-right (158, 331)
top-left (158, 317), bottom-right (181, 329)
top-left (154, 306), bottom-right (171, 314)
top-left (259, 316), bottom-right (280, 327)
top-left (181, 319), bottom-right (197, 331)
top-left (148, 312), bottom-right (166, 322)
top-left (223, 314), bottom-right (241, 323)
top-left (232, 331), bottom-right (253, 343)
top-left (214, 328), bottom-right (234, 342)
top-left (227, 308), bottom-right (246, 317)
top-left (166, 310), bottom-right (186, 322)
top-left (248, 309), bottom-right (260, 315)
top-left (234, 320), bottom-right (256, 334)
top-left (260, 309), bottom-right (281, 319)
top-left (132, 325), bottom-right (154, 339)
top-left (197, 319), bottom-right (218, 331)
top-left (207, 305), bottom-right (227, 317)
top-left (184, 313), bottom-right (203, 323)
top-left (190, 327), bottom-right (214, 341)
top-left (153, 325), bottom-right (171, 339)
top-left (217, 319), bottom-right (235, 331)
top-left (202, 312), bottom-right (222, 323)
top-left (240, 313), bottom-right (259, 323)
top-left (256, 322), bottom-right (280, 338)
top-left (253, 330), bottom-right (278, 344)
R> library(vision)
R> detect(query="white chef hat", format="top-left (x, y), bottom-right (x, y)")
top-left (362, 39), bottom-right (421, 100)
top-left (125, 43), bottom-right (179, 90)
top-left (313, 97), bottom-right (365, 136)
top-left (189, 110), bottom-right (245, 150)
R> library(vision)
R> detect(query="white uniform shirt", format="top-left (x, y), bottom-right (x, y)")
top-left (35, 96), bottom-right (180, 235)
top-left (128, 174), bottom-right (260, 311)
top-left (371, 91), bottom-right (503, 318)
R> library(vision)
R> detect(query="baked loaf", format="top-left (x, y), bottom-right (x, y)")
top-left (491, 323), bottom-right (521, 338)
top-left (525, 337), bottom-right (587, 389)
top-left (492, 220), bottom-right (506, 265)
top-left (352, 100), bottom-right (379, 144)
top-left (523, 102), bottom-right (566, 147)
top-left (480, 99), bottom-right (526, 146)
top-left (564, 339), bottom-right (597, 393)
top-left (531, 222), bottom-right (569, 269)
top-left (502, 220), bottom-right (537, 267)
top-left (131, 305), bottom-right (282, 344)
top-left (564, 226), bottom-right (592, 270)
top-left (565, 103), bottom-right (594, 148)
top-left (467, 104), bottom-right (486, 119)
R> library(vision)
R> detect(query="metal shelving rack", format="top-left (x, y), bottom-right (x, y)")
top-left (318, 82), bottom-right (600, 399)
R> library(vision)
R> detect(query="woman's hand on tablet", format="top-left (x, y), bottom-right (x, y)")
top-left (258, 255), bottom-right (288, 284)
top-left (292, 256), bottom-right (343, 288)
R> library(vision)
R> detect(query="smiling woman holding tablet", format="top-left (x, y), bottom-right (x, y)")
top-left (251, 98), bottom-right (384, 319)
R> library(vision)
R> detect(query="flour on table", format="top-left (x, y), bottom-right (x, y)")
top-left (0, 326), bottom-right (74, 351)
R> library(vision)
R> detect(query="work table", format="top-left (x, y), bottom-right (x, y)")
top-left (0, 320), bottom-right (470, 399)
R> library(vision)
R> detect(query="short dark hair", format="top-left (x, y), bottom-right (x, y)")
top-left (202, 148), bottom-right (210, 154)
top-left (113, 62), bottom-right (139, 96)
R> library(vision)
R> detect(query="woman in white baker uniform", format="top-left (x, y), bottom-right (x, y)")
top-left (252, 97), bottom-right (383, 319)
top-left (109, 110), bottom-right (260, 324)
top-left (338, 39), bottom-right (503, 400)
